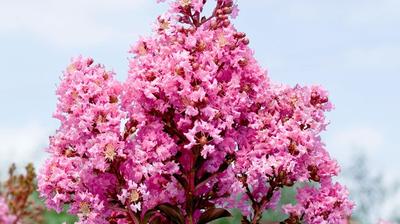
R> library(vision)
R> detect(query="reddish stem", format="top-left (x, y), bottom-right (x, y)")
top-left (186, 147), bottom-right (196, 224)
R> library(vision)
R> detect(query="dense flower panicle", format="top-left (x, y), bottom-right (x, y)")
top-left (0, 197), bottom-right (17, 224)
top-left (283, 182), bottom-right (354, 224)
top-left (38, 56), bottom-right (127, 222)
top-left (123, 0), bottom-right (273, 217)
top-left (39, 0), bottom-right (353, 223)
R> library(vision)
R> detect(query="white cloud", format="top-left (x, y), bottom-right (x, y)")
top-left (0, 0), bottom-right (148, 46)
top-left (0, 123), bottom-right (49, 179)
top-left (328, 126), bottom-right (384, 159)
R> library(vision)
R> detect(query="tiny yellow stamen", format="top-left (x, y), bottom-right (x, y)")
top-left (137, 43), bottom-right (147, 55)
top-left (160, 20), bottom-right (170, 30)
top-left (79, 202), bottom-right (90, 215)
top-left (96, 114), bottom-right (106, 124)
top-left (67, 64), bottom-right (76, 73)
top-left (71, 91), bottom-right (79, 100)
top-left (130, 190), bottom-right (140, 203)
top-left (180, 0), bottom-right (191, 7)
top-left (104, 144), bottom-right (116, 161)
top-left (218, 35), bottom-right (228, 47)
top-left (198, 136), bottom-right (208, 146)
top-left (197, 40), bottom-right (206, 52)
top-left (290, 96), bottom-right (298, 106)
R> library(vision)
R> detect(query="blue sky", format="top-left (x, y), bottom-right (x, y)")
top-left (0, 0), bottom-right (399, 219)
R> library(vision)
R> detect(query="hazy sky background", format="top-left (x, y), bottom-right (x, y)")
top-left (0, 0), bottom-right (399, 220)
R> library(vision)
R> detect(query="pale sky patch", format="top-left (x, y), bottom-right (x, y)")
top-left (0, 0), bottom-right (148, 46)
top-left (343, 45), bottom-right (400, 72)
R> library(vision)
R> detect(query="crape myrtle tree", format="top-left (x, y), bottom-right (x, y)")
top-left (38, 0), bottom-right (354, 223)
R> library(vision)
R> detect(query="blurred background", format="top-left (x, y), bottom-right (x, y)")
top-left (0, 0), bottom-right (399, 223)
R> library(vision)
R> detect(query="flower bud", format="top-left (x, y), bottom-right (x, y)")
top-left (87, 58), bottom-right (94, 66)
top-left (224, 1), bottom-right (234, 8)
top-left (175, 67), bottom-right (185, 76)
top-left (192, 62), bottom-right (200, 71)
top-left (223, 19), bottom-right (230, 27)
top-left (223, 7), bottom-right (232, 14)
top-left (234, 32), bottom-right (246, 39)
top-left (196, 40), bottom-right (206, 52)
top-left (109, 95), bottom-right (118, 104)
top-left (238, 58), bottom-right (248, 67)
top-left (210, 20), bottom-right (218, 29)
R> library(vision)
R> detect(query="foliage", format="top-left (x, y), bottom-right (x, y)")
top-left (0, 164), bottom-right (44, 224)
top-left (30, 191), bottom-right (78, 224)
top-left (345, 154), bottom-right (400, 224)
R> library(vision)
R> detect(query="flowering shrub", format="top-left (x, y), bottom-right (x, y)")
top-left (39, 0), bottom-right (354, 223)
top-left (0, 164), bottom-right (44, 224)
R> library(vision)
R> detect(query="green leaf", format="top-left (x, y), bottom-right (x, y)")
top-left (198, 208), bottom-right (231, 224)
top-left (143, 209), bottom-right (157, 224)
top-left (173, 173), bottom-right (188, 189)
top-left (150, 216), bottom-right (164, 224)
top-left (156, 204), bottom-right (185, 224)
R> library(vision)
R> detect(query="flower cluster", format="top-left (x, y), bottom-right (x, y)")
top-left (283, 181), bottom-right (354, 224)
top-left (39, 0), bottom-right (353, 223)
top-left (38, 56), bottom-right (126, 223)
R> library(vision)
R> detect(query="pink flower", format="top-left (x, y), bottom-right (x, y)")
top-left (283, 181), bottom-right (355, 224)
top-left (378, 220), bottom-right (394, 224)
top-left (231, 4), bottom-right (240, 18)
top-left (0, 197), bottom-right (17, 224)
top-left (191, 0), bottom-right (204, 12)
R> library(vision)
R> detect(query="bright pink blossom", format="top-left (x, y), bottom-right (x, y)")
top-left (283, 181), bottom-right (354, 224)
